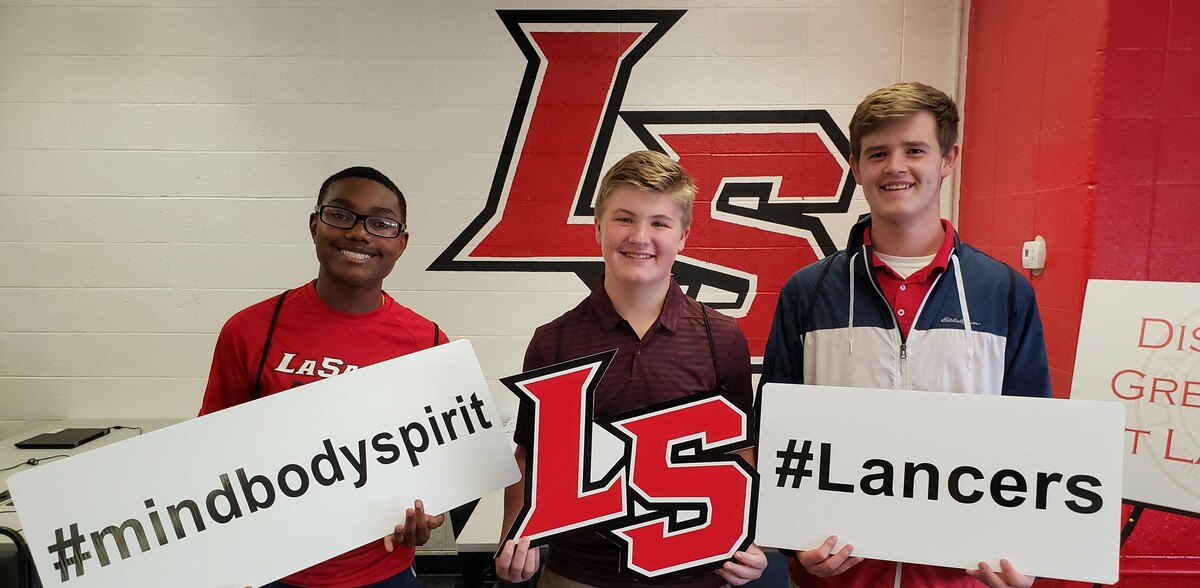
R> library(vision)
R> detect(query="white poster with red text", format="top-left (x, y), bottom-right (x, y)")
top-left (1071, 279), bottom-right (1200, 517)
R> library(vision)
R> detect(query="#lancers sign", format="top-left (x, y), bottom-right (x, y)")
top-left (756, 383), bottom-right (1124, 585)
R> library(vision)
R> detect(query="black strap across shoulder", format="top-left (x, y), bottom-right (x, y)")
top-left (254, 289), bottom-right (290, 398)
top-left (254, 293), bottom-right (441, 399)
top-left (700, 304), bottom-right (722, 387)
top-left (554, 319), bottom-right (563, 364)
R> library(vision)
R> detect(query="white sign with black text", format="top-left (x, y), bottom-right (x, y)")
top-left (756, 383), bottom-right (1123, 585)
top-left (9, 340), bottom-right (520, 588)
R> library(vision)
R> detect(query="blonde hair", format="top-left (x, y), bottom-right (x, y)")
top-left (849, 81), bottom-right (960, 158)
top-left (594, 151), bottom-right (697, 228)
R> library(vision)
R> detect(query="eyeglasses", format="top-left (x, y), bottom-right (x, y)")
top-left (314, 205), bottom-right (406, 238)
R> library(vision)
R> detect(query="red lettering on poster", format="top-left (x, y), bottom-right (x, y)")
top-left (507, 360), bottom-right (625, 541)
top-left (611, 396), bottom-right (754, 576)
top-left (500, 351), bottom-right (757, 579)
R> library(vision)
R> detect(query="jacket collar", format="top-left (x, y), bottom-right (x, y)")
top-left (847, 213), bottom-right (962, 264)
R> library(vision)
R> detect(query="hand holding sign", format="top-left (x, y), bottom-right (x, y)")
top-left (384, 499), bottom-right (445, 551)
top-left (494, 535), bottom-right (540, 583)
top-left (714, 544), bottom-right (769, 586)
top-left (796, 535), bottom-right (862, 578)
top-left (966, 559), bottom-right (1034, 588)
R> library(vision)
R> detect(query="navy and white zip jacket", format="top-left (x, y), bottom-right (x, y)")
top-left (762, 215), bottom-right (1051, 398)
top-left (760, 216), bottom-right (1052, 588)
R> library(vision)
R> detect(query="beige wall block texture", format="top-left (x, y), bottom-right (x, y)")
top-left (0, 56), bottom-right (69, 102)
top-left (433, 56), bottom-right (524, 106)
top-left (714, 56), bottom-right (807, 105)
top-left (715, 8), bottom-right (809, 57)
top-left (64, 56), bottom-right (251, 103)
top-left (807, 56), bottom-right (903, 104)
top-left (901, 55), bottom-right (958, 100)
top-left (0, 103), bottom-right (72, 149)
top-left (430, 3), bottom-right (518, 59)
top-left (344, 56), bottom-right (439, 104)
top-left (1, 379), bottom-right (203, 419)
top-left (646, 9), bottom-right (717, 57)
top-left (0, 1), bottom-right (961, 421)
top-left (808, 7), bottom-right (904, 57)
top-left (339, 5), bottom-right (438, 57)
top-left (0, 333), bottom-right (213, 378)
top-left (0, 196), bottom-right (171, 243)
top-left (903, 5), bottom-right (959, 56)
top-left (433, 103), bottom-right (515, 153)
top-left (248, 7), bottom-right (341, 57)
top-left (1, 243), bottom-right (174, 288)
top-left (250, 56), bottom-right (346, 104)
top-left (0, 7), bottom-right (63, 55)
top-left (624, 56), bottom-right (718, 107)
top-left (0, 288), bottom-right (261, 336)
top-left (147, 8), bottom-right (252, 57)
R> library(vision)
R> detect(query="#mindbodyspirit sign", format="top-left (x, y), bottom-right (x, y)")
top-left (9, 340), bottom-right (520, 588)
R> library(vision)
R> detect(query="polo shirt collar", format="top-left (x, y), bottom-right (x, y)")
top-left (588, 275), bottom-right (684, 333)
top-left (864, 218), bottom-right (957, 277)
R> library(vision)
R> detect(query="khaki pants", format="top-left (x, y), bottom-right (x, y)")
top-left (536, 569), bottom-right (596, 588)
top-left (537, 568), bottom-right (729, 588)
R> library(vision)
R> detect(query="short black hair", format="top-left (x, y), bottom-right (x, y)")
top-left (317, 166), bottom-right (407, 222)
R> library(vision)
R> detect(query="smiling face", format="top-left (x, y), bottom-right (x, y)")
top-left (310, 177), bottom-right (408, 300)
top-left (850, 111), bottom-right (960, 231)
top-left (595, 186), bottom-right (690, 293)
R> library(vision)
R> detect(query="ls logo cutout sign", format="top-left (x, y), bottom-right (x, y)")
top-left (429, 10), bottom-right (857, 361)
top-left (500, 351), bottom-right (757, 579)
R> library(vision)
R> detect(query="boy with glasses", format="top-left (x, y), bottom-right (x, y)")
top-left (200, 166), bottom-right (444, 588)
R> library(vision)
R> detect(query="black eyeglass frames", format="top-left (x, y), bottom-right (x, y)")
top-left (314, 205), bottom-right (406, 238)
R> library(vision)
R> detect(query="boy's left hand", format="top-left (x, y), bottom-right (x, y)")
top-left (384, 499), bottom-right (446, 551)
top-left (715, 543), bottom-right (769, 586)
top-left (965, 559), bottom-right (1034, 588)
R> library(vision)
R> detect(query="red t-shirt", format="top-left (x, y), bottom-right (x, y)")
top-left (200, 280), bottom-right (443, 587)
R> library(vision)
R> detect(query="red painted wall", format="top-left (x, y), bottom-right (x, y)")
top-left (960, 0), bottom-right (1200, 584)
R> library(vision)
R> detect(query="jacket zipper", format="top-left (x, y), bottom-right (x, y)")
top-left (863, 249), bottom-right (909, 389)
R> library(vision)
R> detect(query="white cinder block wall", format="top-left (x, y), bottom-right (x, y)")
top-left (0, 0), bottom-right (963, 423)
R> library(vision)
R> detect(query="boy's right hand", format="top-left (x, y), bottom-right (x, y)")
top-left (797, 535), bottom-right (863, 577)
top-left (495, 536), bottom-right (540, 583)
